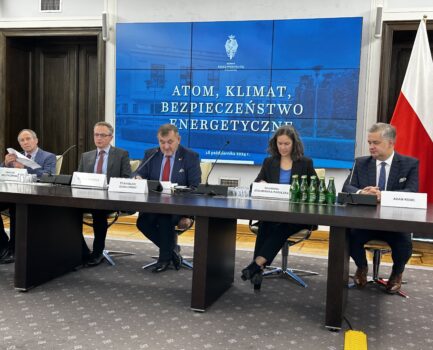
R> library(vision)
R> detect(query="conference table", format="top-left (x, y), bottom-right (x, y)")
top-left (0, 182), bottom-right (432, 330)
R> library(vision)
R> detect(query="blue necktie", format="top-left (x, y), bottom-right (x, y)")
top-left (378, 162), bottom-right (386, 191)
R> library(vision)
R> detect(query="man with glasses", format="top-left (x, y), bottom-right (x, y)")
top-left (78, 121), bottom-right (131, 266)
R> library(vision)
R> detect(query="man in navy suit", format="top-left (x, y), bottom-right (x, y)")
top-left (0, 129), bottom-right (56, 264)
top-left (343, 123), bottom-right (419, 294)
top-left (136, 124), bottom-right (201, 273)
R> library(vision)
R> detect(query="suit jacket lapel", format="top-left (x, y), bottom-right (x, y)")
top-left (106, 147), bottom-right (115, 178)
top-left (291, 160), bottom-right (301, 178)
top-left (269, 158), bottom-right (280, 183)
top-left (171, 147), bottom-right (185, 183)
top-left (89, 150), bottom-right (97, 173)
top-left (34, 149), bottom-right (41, 165)
top-left (367, 158), bottom-right (376, 187)
top-left (387, 153), bottom-right (401, 191)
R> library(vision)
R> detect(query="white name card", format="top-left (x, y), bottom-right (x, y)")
top-left (381, 191), bottom-right (427, 209)
top-left (0, 168), bottom-right (28, 182)
top-left (108, 177), bottom-right (148, 194)
top-left (160, 181), bottom-right (176, 194)
top-left (71, 172), bottom-right (107, 189)
top-left (251, 182), bottom-right (291, 200)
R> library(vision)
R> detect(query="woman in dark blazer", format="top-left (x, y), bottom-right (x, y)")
top-left (241, 125), bottom-right (317, 289)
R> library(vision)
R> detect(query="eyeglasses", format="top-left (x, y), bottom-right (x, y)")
top-left (94, 133), bottom-right (112, 138)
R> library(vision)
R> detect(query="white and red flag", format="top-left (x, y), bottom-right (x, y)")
top-left (391, 18), bottom-right (433, 202)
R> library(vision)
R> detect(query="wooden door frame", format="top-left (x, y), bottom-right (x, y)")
top-left (377, 20), bottom-right (433, 123)
top-left (0, 27), bottom-right (105, 159)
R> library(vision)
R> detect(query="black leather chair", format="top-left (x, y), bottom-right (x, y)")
top-left (249, 221), bottom-right (319, 288)
top-left (142, 218), bottom-right (194, 270)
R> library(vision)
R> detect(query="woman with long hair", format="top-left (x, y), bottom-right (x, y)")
top-left (241, 125), bottom-right (317, 289)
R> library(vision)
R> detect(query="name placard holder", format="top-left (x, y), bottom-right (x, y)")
top-left (71, 172), bottom-right (107, 189)
top-left (108, 177), bottom-right (148, 194)
top-left (381, 191), bottom-right (427, 209)
top-left (0, 168), bottom-right (28, 182)
top-left (251, 182), bottom-right (291, 200)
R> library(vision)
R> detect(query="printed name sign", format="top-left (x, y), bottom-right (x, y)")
top-left (381, 191), bottom-right (427, 209)
top-left (0, 168), bottom-right (28, 182)
top-left (251, 182), bottom-right (291, 200)
top-left (108, 177), bottom-right (148, 194)
top-left (71, 172), bottom-right (107, 189)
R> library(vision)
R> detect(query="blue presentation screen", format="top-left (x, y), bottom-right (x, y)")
top-left (116, 17), bottom-right (362, 168)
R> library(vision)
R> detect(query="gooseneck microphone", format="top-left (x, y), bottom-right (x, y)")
top-left (59, 144), bottom-right (77, 159)
top-left (205, 140), bottom-right (230, 186)
top-left (348, 158), bottom-right (357, 188)
top-left (134, 148), bottom-right (159, 177)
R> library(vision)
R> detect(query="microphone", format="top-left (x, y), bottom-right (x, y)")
top-left (59, 144), bottom-right (77, 159)
top-left (134, 148), bottom-right (159, 177)
top-left (348, 158), bottom-right (357, 188)
top-left (205, 140), bottom-right (230, 185)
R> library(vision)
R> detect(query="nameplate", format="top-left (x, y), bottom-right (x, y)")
top-left (160, 181), bottom-right (176, 194)
top-left (381, 191), bottom-right (427, 209)
top-left (251, 182), bottom-right (290, 200)
top-left (71, 172), bottom-right (107, 189)
top-left (0, 168), bottom-right (28, 182)
top-left (108, 177), bottom-right (148, 194)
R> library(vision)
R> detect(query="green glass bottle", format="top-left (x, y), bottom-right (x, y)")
top-left (290, 174), bottom-right (300, 203)
top-left (318, 177), bottom-right (327, 205)
top-left (326, 177), bottom-right (337, 205)
top-left (308, 175), bottom-right (318, 203)
top-left (300, 175), bottom-right (308, 203)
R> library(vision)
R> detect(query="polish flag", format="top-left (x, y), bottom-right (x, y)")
top-left (391, 19), bottom-right (433, 202)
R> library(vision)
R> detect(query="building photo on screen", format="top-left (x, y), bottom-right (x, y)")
top-left (116, 17), bottom-right (362, 168)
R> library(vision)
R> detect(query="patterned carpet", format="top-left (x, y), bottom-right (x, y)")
top-left (0, 239), bottom-right (432, 350)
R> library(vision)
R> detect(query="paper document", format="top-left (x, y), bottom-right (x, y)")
top-left (7, 148), bottom-right (41, 169)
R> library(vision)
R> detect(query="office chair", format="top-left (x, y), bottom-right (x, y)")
top-left (249, 221), bottom-right (319, 288)
top-left (55, 155), bottom-right (63, 175)
top-left (142, 218), bottom-right (195, 270)
top-left (82, 159), bottom-right (141, 265)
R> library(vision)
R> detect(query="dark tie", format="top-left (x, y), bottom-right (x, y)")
top-left (26, 154), bottom-right (32, 159)
top-left (96, 150), bottom-right (105, 174)
top-left (378, 162), bottom-right (386, 191)
top-left (162, 156), bottom-right (171, 181)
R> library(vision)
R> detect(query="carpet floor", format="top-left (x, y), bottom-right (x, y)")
top-left (0, 239), bottom-right (432, 350)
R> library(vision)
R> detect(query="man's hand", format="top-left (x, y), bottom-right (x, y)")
top-left (4, 153), bottom-right (17, 167)
top-left (360, 186), bottom-right (381, 202)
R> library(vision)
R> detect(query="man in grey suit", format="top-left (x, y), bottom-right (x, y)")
top-left (78, 121), bottom-right (131, 266)
top-left (343, 123), bottom-right (419, 294)
top-left (0, 129), bottom-right (56, 264)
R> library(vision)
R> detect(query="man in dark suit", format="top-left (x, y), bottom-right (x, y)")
top-left (343, 122), bottom-right (419, 294)
top-left (0, 129), bottom-right (56, 264)
top-left (78, 121), bottom-right (131, 266)
top-left (135, 124), bottom-right (201, 273)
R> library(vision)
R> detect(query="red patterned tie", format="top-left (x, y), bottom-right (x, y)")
top-left (162, 156), bottom-right (171, 181)
top-left (96, 150), bottom-right (105, 174)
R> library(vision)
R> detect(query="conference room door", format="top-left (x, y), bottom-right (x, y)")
top-left (1, 30), bottom-right (105, 175)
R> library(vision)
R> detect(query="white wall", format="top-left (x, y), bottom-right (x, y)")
top-left (1, 0), bottom-right (432, 193)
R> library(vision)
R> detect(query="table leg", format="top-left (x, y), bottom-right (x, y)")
top-left (325, 226), bottom-right (350, 330)
top-left (14, 204), bottom-right (83, 291)
top-left (191, 216), bottom-right (237, 311)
